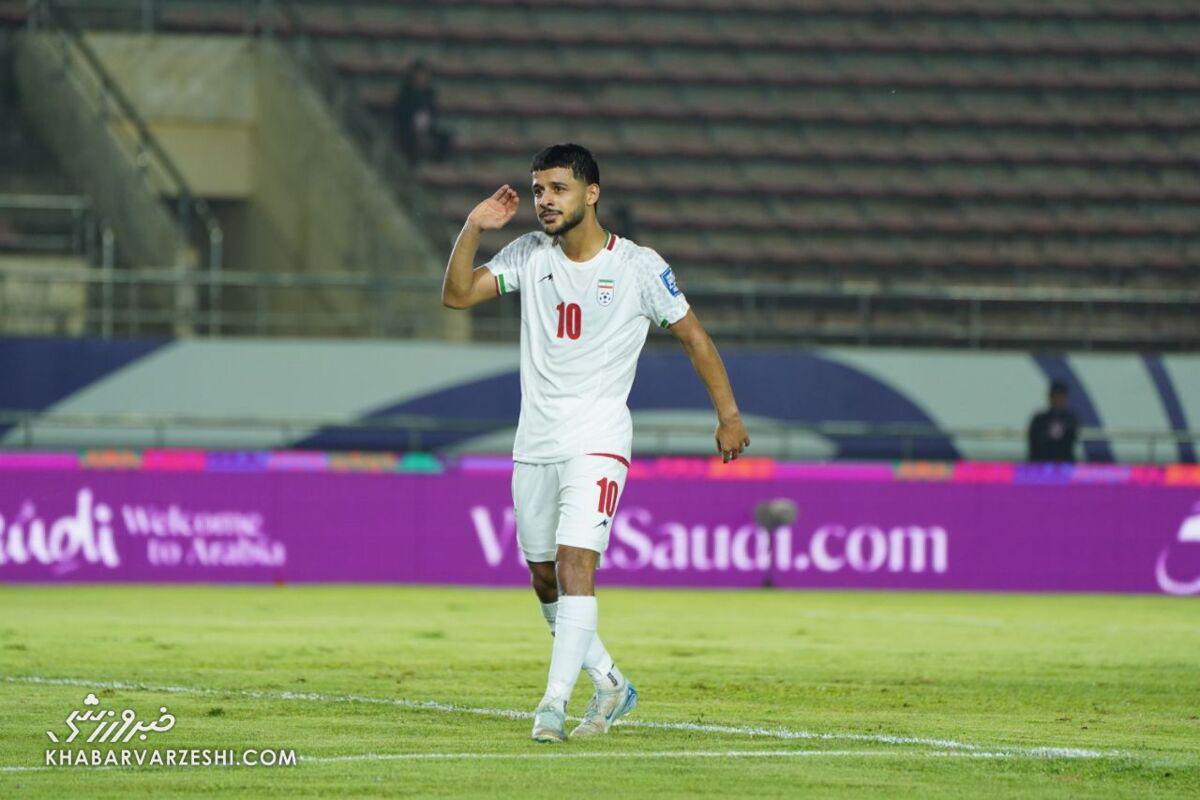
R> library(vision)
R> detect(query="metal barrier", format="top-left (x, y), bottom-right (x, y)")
top-left (0, 262), bottom-right (436, 337)
top-left (0, 407), bottom-right (1196, 463)
top-left (0, 193), bottom-right (111, 259)
top-left (3, 259), bottom-right (1199, 343)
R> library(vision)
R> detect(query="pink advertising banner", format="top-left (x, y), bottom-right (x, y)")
top-left (1, 455), bottom-right (1198, 595)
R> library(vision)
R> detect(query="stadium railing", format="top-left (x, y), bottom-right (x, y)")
top-left (0, 193), bottom-right (108, 259)
top-left (4, 261), bottom-right (1199, 348)
top-left (0, 407), bottom-right (1196, 464)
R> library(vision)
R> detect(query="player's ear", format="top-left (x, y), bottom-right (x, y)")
top-left (586, 182), bottom-right (600, 208)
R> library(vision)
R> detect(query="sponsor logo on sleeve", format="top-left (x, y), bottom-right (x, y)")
top-left (659, 267), bottom-right (681, 297)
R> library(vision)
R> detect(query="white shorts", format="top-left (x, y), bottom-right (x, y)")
top-left (512, 453), bottom-right (630, 562)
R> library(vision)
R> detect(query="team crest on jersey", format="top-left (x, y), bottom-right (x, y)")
top-left (597, 278), bottom-right (615, 306)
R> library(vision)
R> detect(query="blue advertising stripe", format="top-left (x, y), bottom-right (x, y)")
top-left (628, 352), bottom-right (959, 461)
top-left (1031, 354), bottom-right (1113, 463)
top-left (0, 337), bottom-right (170, 438)
top-left (296, 371), bottom-right (523, 453)
top-left (1142, 355), bottom-right (1197, 464)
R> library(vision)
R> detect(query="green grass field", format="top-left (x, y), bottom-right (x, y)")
top-left (1, 584), bottom-right (1197, 798)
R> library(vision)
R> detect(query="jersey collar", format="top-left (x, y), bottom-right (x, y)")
top-left (554, 230), bottom-right (617, 267)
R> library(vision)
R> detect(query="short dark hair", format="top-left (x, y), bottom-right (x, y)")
top-left (530, 143), bottom-right (600, 186)
top-left (1050, 380), bottom-right (1069, 396)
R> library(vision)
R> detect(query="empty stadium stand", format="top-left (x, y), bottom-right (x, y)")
top-left (1, 0), bottom-right (1196, 348)
top-left (0, 27), bottom-right (103, 335)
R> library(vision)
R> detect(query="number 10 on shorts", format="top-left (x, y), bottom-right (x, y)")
top-left (596, 477), bottom-right (619, 515)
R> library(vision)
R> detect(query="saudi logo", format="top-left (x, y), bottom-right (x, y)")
top-left (597, 278), bottom-right (615, 306)
top-left (1156, 501), bottom-right (1200, 595)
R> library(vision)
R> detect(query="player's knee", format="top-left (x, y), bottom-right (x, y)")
top-left (527, 561), bottom-right (557, 599)
top-left (554, 547), bottom-right (598, 596)
top-left (530, 572), bottom-right (555, 598)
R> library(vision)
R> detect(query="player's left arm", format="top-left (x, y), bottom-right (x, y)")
top-left (669, 310), bottom-right (750, 463)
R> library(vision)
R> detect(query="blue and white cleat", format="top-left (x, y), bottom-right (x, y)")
top-left (531, 699), bottom-right (567, 743)
top-left (569, 679), bottom-right (638, 738)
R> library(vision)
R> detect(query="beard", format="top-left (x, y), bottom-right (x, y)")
top-left (541, 204), bottom-right (586, 236)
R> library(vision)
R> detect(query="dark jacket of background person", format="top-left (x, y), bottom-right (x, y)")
top-left (391, 61), bottom-right (450, 166)
top-left (1027, 383), bottom-right (1079, 462)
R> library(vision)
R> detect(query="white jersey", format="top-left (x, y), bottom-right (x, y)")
top-left (485, 230), bottom-right (690, 464)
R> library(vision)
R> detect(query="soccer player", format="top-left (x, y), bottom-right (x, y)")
top-left (441, 143), bottom-right (749, 743)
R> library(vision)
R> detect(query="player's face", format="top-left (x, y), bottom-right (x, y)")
top-left (531, 168), bottom-right (592, 236)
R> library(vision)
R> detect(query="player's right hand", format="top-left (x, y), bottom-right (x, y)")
top-left (716, 415), bottom-right (750, 463)
top-left (466, 185), bottom-right (520, 231)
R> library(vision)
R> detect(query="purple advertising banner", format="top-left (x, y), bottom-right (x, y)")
top-left (1, 464), bottom-right (1199, 595)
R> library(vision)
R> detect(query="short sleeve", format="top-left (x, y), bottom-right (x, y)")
top-left (484, 233), bottom-right (537, 296)
top-left (636, 249), bottom-right (690, 328)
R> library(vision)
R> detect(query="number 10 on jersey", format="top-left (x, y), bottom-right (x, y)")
top-left (556, 302), bottom-right (582, 339)
top-left (596, 477), bottom-right (619, 515)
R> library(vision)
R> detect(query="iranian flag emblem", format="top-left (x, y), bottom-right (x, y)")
top-left (597, 278), bottom-right (615, 306)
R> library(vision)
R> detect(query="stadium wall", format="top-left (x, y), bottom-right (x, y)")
top-left (73, 32), bottom-right (461, 340)
top-left (0, 337), bottom-right (1197, 463)
top-left (14, 33), bottom-right (194, 271)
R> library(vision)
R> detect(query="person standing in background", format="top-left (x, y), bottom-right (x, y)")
top-left (391, 59), bottom-right (452, 166)
top-left (1027, 380), bottom-right (1079, 462)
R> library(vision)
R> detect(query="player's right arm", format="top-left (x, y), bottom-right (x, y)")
top-left (441, 185), bottom-right (520, 309)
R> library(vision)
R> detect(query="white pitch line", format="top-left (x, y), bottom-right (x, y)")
top-left (0, 748), bottom-right (1137, 774)
top-left (303, 749), bottom-right (956, 764)
top-left (3, 675), bottom-right (1117, 761)
top-left (306, 748), bottom-right (1139, 764)
top-left (0, 750), bottom-right (1028, 773)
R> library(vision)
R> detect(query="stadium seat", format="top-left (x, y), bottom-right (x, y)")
top-left (1, 0), bottom-right (1194, 346)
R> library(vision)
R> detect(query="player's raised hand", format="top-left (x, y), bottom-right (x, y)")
top-left (716, 416), bottom-right (750, 464)
top-left (466, 185), bottom-right (520, 231)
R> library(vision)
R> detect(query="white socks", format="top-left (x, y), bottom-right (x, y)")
top-left (585, 650), bottom-right (623, 693)
top-left (540, 601), bottom-right (558, 633)
top-left (540, 600), bottom-right (624, 692)
top-left (540, 596), bottom-right (597, 708)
